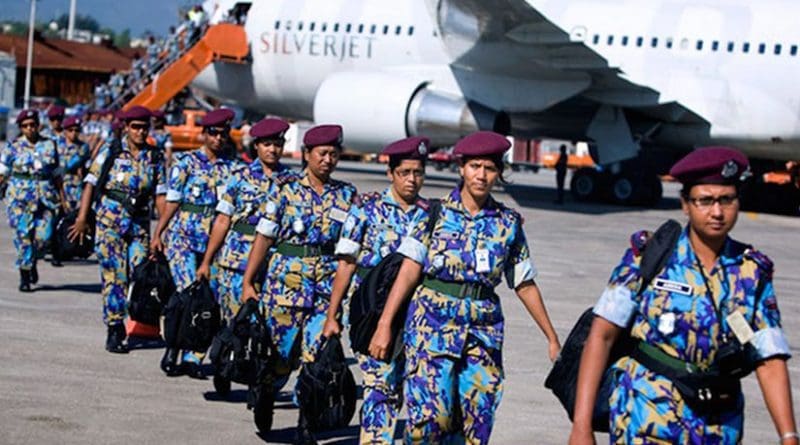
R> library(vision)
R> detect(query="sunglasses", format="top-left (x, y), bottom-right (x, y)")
top-left (206, 127), bottom-right (229, 137)
top-left (129, 123), bottom-right (150, 131)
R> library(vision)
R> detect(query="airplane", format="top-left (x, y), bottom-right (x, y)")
top-left (190, 0), bottom-right (800, 211)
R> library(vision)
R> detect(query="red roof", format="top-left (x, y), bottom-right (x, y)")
top-left (0, 33), bottom-right (133, 73)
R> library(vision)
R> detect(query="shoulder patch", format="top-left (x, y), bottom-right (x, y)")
top-left (744, 247), bottom-right (774, 278)
top-left (629, 230), bottom-right (651, 256)
top-left (416, 197), bottom-right (430, 211)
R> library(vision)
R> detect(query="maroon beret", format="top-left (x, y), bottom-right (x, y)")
top-left (63, 116), bottom-right (82, 129)
top-left (304, 124), bottom-right (343, 148)
top-left (16, 109), bottom-right (39, 125)
top-left (199, 108), bottom-right (235, 127)
top-left (251, 118), bottom-right (289, 139)
top-left (453, 131), bottom-right (510, 157)
top-left (151, 109), bottom-right (166, 120)
top-left (382, 136), bottom-right (430, 160)
top-left (111, 119), bottom-right (124, 131)
top-left (122, 105), bottom-right (151, 122)
top-left (47, 105), bottom-right (65, 119)
top-left (669, 146), bottom-right (751, 185)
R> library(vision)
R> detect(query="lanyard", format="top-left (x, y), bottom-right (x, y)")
top-left (694, 256), bottom-right (731, 343)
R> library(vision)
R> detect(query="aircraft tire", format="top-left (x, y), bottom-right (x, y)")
top-left (609, 174), bottom-right (637, 205)
top-left (570, 168), bottom-right (598, 201)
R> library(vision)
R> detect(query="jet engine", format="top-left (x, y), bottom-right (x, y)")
top-left (313, 71), bottom-right (509, 151)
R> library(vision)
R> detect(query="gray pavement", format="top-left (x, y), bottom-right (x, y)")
top-left (1, 161), bottom-right (798, 444)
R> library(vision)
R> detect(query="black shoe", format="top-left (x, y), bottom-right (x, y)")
top-left (293, 426), bottom-right (318, 445)
top-left (160, 348), bottom-right (181, 376)
top-left (50, 258), bottom-right (63, 267)
top-left (105, 324), bottom-right (129, 354)
top-left (30, 264), bottom-right (39, 284)
top-left (184, 361), bottom-right (206, 380)
top-left (19, 269), bottom-right (33, 292)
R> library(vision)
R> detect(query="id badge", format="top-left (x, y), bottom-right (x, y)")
top-left (292, 218), bottom-right (305, 234)
top-left (33, 159), bottom-right (43, 170)
top-left (475, 248), bottom-right (491, 273)
top-left (192, 185), bottom-right (201, 198)
top-left (216, 186), bottom-right (226, 201)
top-left (115, 172), bottom-right (126, 182)
top-left (726, 311), bottom-right (755, 344)
top-left (330, 207), bottom-right (347, 223)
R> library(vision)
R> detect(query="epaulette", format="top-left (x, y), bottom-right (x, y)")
top-left (274, 172), bottom-right (297, 186)
top-left (416, 197), bottom-right (430, 212)
top-left (744, 247), bottom-right (774, 279)
top-left (629, 230), bottom-right (651, 256)
top-left (499, 202), bottom-right (524, 225)
top-left (360, 191), bottom-right (381, 203)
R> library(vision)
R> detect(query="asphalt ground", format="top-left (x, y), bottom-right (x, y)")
top-left (1, 161), bottom-right (798, 444)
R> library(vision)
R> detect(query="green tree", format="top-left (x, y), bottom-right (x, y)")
top-left (113, 29), bottom-right (130, 48)
top-left (54, 13), bottom-right (100, 33)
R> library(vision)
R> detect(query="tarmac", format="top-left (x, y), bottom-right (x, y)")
top-left (1, 161), bottom-right (798, 444)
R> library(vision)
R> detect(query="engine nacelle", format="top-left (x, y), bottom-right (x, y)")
top-left (313, 71), bottom-right (508, 151)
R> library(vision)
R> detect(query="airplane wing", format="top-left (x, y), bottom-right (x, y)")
top-left (428, 0), bottom-right (698, 121)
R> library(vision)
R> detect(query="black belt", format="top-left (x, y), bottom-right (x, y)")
top-left (11, 172), bottom-right (44, 180)
top-left (104, 190), bottom-right (149, 216)
top-left (355, 266), bottom-right (372, 280)
top-left (275, 242), bottom-right (335, 257)
top-left (421, 277), bottom-right (495, 300)
top-left (232, 222), bottom-right (255, 236)
top-left (180, 202), bottom-right (216, 217)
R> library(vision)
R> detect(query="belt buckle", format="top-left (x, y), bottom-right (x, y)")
top-left (461, 282), bottom-right (476, 299)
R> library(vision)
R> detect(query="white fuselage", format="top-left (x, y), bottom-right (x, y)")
top-left (194, 0), bottom-right (800, 160)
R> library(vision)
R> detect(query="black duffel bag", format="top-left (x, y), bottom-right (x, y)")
top-left (127, 253), bottom-right (175, 326)
top-left (544, 219), bottom-right (682, 432)
top-left (53, 210), bottom-right (95, 261)
top-left (210, 299), bottom-right (270, 387)
top-left (163, 279), bottom-right (221, 351)
top-left (296, 336), bottom-right (357, 431)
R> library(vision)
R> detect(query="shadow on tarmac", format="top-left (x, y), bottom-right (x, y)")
top-left (258, 425), bottom-right (359, 444)
top-left (502, 183), bottom-right (682, 215)
top-left (34, 283), bottom-right (102, 293)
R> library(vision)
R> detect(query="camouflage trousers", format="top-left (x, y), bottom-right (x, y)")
top-left (210, 265), bottom-right (244, 324)
top-left (264, 301), bottom-right (329, 384)
top-left (95, 217), bottom-right (149, 326)
top-left (62, 174), bottom-right (83, 212)
top-left (7, 201), bottom-right (54, 270)
top-left (357, 352), bottom-right (404, 444)
top-left (404, 337), bottom-right (504, 445)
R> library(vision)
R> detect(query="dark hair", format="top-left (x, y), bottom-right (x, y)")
top-left (250, 137), bottom-right (286, 159)
top-left (459, 154), bottom-right (509, 184)
top-left (388, 155), bottom-right (426, 171)
top-left (680, 182), bottom-right (742, 200)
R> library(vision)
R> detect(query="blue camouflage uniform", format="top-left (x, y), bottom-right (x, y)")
top-left (164, 148), bottom-right (238, 292)
top-left (58, 138), bottom-right (90, 211)
top-left (86, 138), bottom-right (166, 326)
top-left (593, 227), bottom-right (791, 443)
top-left (395, 186), bottom-right (537, 444)
top-left (150, 129), bottom-right (173, 154)
top-left (334, 187), bottom-right (429, 444)
top-left (0, 136), bottom-right (62, 271)
top-left (256, 170), bottom-right (356, 380)
top-left (211, 161), bottom-right (295, 321)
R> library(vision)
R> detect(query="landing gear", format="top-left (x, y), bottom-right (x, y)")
top-left (571, 167), bottom-right (663, 206)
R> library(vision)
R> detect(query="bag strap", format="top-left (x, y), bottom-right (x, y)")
top-left (91, 138), bottom-right (124, 207)
top-left (425, 199), bottom-right (442, 236)
top-left (637, 219), bottom-right (682, 294)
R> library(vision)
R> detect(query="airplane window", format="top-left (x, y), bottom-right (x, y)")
top-left (395, 26), bottom-right (402, 35)
top-left (274, 20), bottom-right (280, 30)
top-left (621, 36), bottom-right (628, 46)
top-left (345, 24), bottom-right (352, 33)
top-left (711, 41), bottom-right (719, 51)
top-left (321, 23), bottom-right (327, 32)
top-left (358, 24), bottom-right (364, 34)
top-left (775, 44), bottom-right (782, 55)
top-left (727, 42), bottom-right (734, 52)
top-left (758, 43), bottom-right (765, 54)
top-left (408, 26), bottom-right (415, 36)
top-left (651, 37), bottom-right (658, 48)
top-left (298, 21), bottom-right (303, 31)
top-left (370, 24), bottom-right (376, 34)
top-left (309, 22), bottom-right (315, 32)
top-left (383, 25), bottom-right (389, 34)
top-left (680, 38), bottom-right (689, 50)
top-left (742, 42), bottom-right (750, 53)
top-left (666, 38), bottom-right (673, 49)
top-left (636, 37), bottom-right (643, 47)
top-left (592, 34), bottom-right (599, 45)
top-left (791, 45), bottom-right (798, 56)
top-left (696, 40), bottom-right (703, 50)
top-left (607, 35), bottom-right (614, 45)
top-left (333, 23), bottom-right (339, 32)
top-left (285, 21), bottom-right (292, 31)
